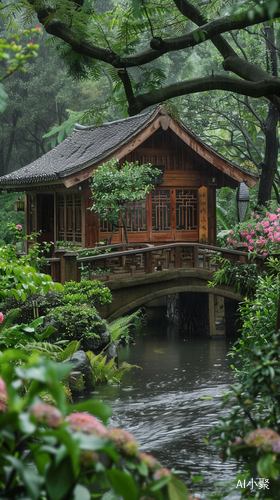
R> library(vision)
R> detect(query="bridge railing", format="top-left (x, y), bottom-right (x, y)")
top-left (75, 243), bottom-right (252, 282)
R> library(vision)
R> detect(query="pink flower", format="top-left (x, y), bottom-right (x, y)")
top-left (0, 312), bottom-right (3, 324)
top-left (250, 212), bottom-right (254, 216)
top-left (245, 428), bottom-right (280, 453)
top-left (250, 230), bottom-right (255, 235)
top-left (262, 220), bottom-right (270, 228)
top-left (227, 237), bottom-right (231, 243)
top-left (66, 412), bottom-right (107, 437)
top-left (232, 241), bottom-right (237, 245)
top-left (29, 402), bottom-right (64, 428)
top-left (229, 231), bottom-right (234, 235)
top-left (153, 467), bottom-right (171, 480)
top-left (269, 214), bottom-right (277, 221)
top-left (16, 224), bottom-right (22, 230)
top-left (0, 377), bottom-right (8, 413)
top-left (139, 452), bottom-right (160, 469)
top-left (107, 427), bottom-right (139, 456)
top-left (50, 241), bottom-right (54, 245)
top-left (35, 26), bottom-right (40, 30)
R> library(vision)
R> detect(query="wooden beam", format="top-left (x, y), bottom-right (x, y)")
top-left (168, 120), bottom-right (259, 188)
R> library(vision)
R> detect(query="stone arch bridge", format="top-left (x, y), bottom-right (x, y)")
top-left (97, 267), bottom-right (243, 336)
top-left (67, 243), bottom-right (256, 337)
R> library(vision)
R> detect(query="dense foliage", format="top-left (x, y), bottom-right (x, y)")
top-left (0, 25), bottom-right (40, 112)
top-left (0, 350), bottom-right (190, 500)
top-left (209, 246), bottom-right (280, 497)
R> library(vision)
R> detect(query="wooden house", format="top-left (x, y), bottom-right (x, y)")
top-left (0, 106), bottom-right (258, 248)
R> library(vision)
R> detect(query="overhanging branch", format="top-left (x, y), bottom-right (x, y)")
top-left (128, 75), bottom-right (280, 116)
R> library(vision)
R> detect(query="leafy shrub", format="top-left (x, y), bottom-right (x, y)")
top-left (62, 279), bottom-right (112, 306)
top-left (212, 333), bottom-right (280, 499)
top-left (228, 259), bottom-right (280, 380)
top-left (208, 258), bottom-right (261, 297)
top-left (0, 315), bottom-right (55, 351)
top-left (0, 191), bottom-right (25, 246)
top-left (0, 350), bottom-right (189, 500)
top-left (46, 303), bottom-right (104, 342)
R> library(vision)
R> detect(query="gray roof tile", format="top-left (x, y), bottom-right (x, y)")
top-left (0, 107), bottom-right (158, 186)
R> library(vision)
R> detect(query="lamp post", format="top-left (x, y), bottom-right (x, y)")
top-left (236, 182), bottom-right (250, 223)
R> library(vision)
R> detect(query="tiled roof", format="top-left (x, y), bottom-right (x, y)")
top-left (0, 107), bottom-right (159, 186)
top-left (0, 105), bottom-right (259, 187)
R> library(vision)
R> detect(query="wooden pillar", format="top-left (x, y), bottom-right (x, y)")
top-left (64, 251), bottom-right (78, 283)
top-left (209, 294), bottom-right (226, 337)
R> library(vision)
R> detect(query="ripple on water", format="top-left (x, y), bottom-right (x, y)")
top-left (98, 328), bottom-right (242, 498)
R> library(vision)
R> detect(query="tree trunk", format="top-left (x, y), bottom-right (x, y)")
top-left (258, 102), bottom-right (279, 205)
top-left (120, 214), bottom-right (129, 244)
top-left (258, 23), bottom-right (279, 206)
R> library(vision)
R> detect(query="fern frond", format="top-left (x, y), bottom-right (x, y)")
top-left (22, 342), bottom-right (63, 359)
top-left (0, 308), bottom-right (20, 333)
top-left (112, 362), bottom-right (142, 382)
top-left (57, 340), bottom-right (80, 361)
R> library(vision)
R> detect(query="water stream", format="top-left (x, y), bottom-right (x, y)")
top-left (89, 319), bottom-right (241, 498)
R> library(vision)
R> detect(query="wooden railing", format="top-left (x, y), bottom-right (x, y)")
top-left (75, 243), bottom-right (254, 282)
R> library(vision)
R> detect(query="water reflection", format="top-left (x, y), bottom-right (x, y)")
top-left (94, 321), bottom-right (241, 497)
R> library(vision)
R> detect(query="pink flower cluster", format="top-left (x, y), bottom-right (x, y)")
top-left (0, 377), bottom-right (8, 413)
top-left (226, 209), bottom-right (280, 256)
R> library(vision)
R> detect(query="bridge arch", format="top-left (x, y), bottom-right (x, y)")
top-left (98, 268), bottom-right (243, 336)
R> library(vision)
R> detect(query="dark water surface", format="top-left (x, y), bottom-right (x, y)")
top-left (92, 321), bottom-right (241, 498)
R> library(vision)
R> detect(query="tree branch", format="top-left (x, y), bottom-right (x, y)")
top-left (128, 74), bottom-right (280, 115)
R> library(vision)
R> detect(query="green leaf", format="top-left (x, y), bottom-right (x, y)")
top-left (6, 455), bottom-right (44, 500)
top-left (193, 31), bottom-right (199, 43)
top-left (257, 453), bottom-right (278, 479)
top-left (18, 412), bottom-right (37, 434)
top-left (106, 469), bottom-right (138, 500)
top-left (0, 83), bottom-right (8, 113)
top-left (46, 456), bottom-right (77, 500)
top-left (68, 400), bottom-right (112, 424)
top-left (192, 475), bottom-right (204, 483)
top-left (72, 484), bottom-right (91, 500)
top-left (167, 476), bottom-right (189, 500)
top-left (11, 288), bottom-right (21, 300)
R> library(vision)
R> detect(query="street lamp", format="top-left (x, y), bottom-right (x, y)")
top-left (236, 182), bottom-right (250, 223)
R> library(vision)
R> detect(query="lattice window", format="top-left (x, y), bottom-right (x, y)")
top-left (152, 190), bottom-right (171, 231)
top-left (125, 200), bottom-right (147, 232)
top-left (57, 193), bottom-right (82, 244)
top-left (100, 219), bottom-right (119, 233)
top-left (176, 189), bottom-right (197, 230)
